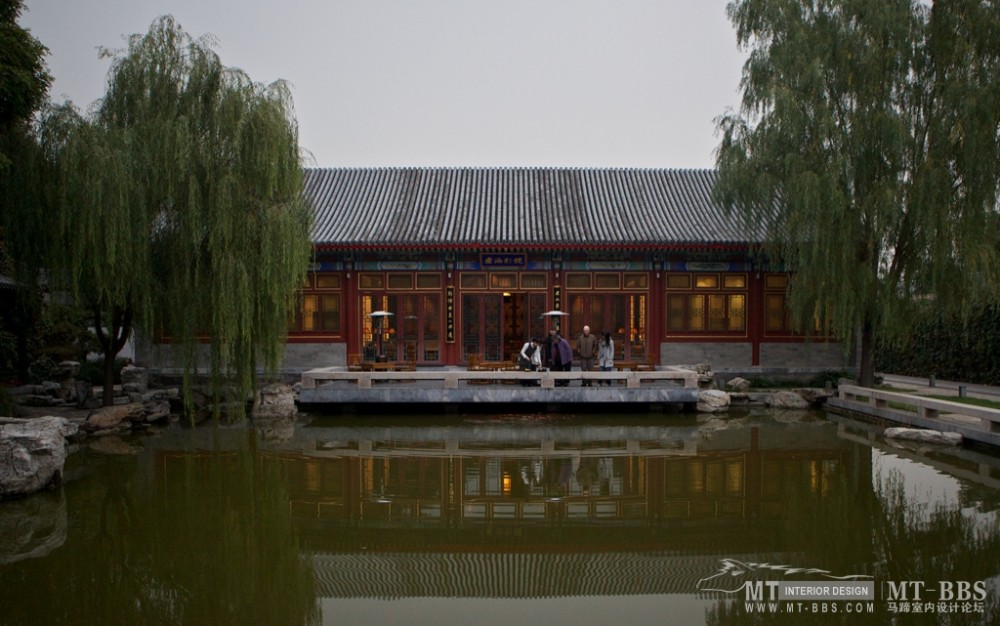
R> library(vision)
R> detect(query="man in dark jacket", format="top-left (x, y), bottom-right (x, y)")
top-left (542, 329), bottom-right (557, 369)
top-left (577, 325), bottom-right (598, 386)
top-left (552, 332), bottom-right (573, 386)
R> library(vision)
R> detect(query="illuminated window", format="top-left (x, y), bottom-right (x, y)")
top-left (766, 294), bottom-right (790, 332)
top-left (728, 295), bottom-right (746, 331)
top-left (723, 274), bottom-right (746, 289)
top-left (695, 275), bottom-right (718, 289)
top-left (489, 273), bottom-right (517, 290)
top-left (290, 291), bottom-right (341, 333)
top-left (624, 273), bottom-right (648, 289)
top-left (666, 293), bottom-right (745, 333)
top-left (690, 295), bottom-right (705, 331)
top-left (764, 274), bottom-right (793, 333)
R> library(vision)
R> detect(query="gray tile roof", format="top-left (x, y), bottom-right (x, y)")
top-left (311, 551), bottom-right (744, 598)
top-left (304, 167), bottom-right (754, 250)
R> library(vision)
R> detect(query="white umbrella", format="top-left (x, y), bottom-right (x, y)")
top-left (368, 311), bottom-right (394, 359)
top-left (540, 310), bottom-right (569, 318)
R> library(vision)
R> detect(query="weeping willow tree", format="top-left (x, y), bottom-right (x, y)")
top-left (0, 0), bottom-right (52, 379)
top-left (42, 16), bottom-right (313, 410)
top-left (715, 0), bottom-right (1000, 387)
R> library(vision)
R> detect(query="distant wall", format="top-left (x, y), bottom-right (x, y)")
top-left (283, 342), bottom-right (346, 371)
top-left (134, 336), bottom-right (347, 375)
top-left (759, 342), bottom-right (852, 370)
top-left (660, 341), bottom-right (853, 371)
top-left (662, 343), bottom-right (752, 368)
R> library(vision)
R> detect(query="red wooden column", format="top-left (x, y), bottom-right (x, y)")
top-left (648, 261), bottom-right (664, 365)
top-left (749, 269), bottom-right (763, 366)
top-left (342, 258), bottom-right (360, 359)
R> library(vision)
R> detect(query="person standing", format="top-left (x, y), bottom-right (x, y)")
top-left (518, 337), bottom-right (541, 386)
top-left (518, 338), bottom-right (541, 371)
top-left (577, 325), bottom-right (598, 386)
top-left (542, 329), bottom-right (558, 370)
top-left (598, 331), bottom-right (614, 386)
top-left (553, 332), bottom-right (573, 386)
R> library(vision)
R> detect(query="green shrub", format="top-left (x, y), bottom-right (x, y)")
top-left (0, 387), bottom-right (13, 417)
top-left (27, 356), bottom-right (59, 383)
top-left (877, 302), bottom-right (1000, 385)
top-left (78, 358), bottom-right (131, 386)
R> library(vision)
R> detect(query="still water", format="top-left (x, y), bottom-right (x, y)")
top-left (2, 408), bottom-right (1000, 625)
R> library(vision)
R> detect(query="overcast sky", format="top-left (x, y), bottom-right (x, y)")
top-left (22, 0), bottom-right (746, 169)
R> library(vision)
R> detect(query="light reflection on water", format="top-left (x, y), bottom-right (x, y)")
top-left (1, 408), bottom-right (999, 625)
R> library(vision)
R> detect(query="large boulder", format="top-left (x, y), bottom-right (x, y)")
top-left (0, 416), bottom-right (77, 498)
top-left (766, 390), bottom-right (810, 409)
top-left (884, 427), bottom-right (963, 446)
top-left (0, 491), bottom-right (67, 564)
top-left (697, 389), bottom-right (731, 413)
top-left (725, 377), bottom-right (752, 392)
top-left (251, 384), bottom-right (297, 420)
top-left (120, 364), bottom-right (147, 392)
top-left (85, 403), bottom-right (145, 431)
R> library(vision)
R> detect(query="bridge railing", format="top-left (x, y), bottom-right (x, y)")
top-left (301, 367), bottom-right (699, 391)
top-left (838, 384), bottom-right (1000, 433)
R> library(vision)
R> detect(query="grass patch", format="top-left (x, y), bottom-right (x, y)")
top-left (924, 395), bottom-right (1000, 411)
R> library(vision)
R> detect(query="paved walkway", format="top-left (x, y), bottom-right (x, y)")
top-left (878, 373), bottom-right (1000, 401)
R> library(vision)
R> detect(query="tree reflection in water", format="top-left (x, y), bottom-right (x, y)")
top-left (706, 467), bottom-right (1000, 625)
top-left (0, 428), bottom-right (319, 626)
top-left (2, 411), bottom-right (1000, 625)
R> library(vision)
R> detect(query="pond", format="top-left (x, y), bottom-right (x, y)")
top-left (2, 407), bottom-right (999, 625)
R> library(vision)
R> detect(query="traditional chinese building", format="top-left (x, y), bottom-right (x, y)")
top-left (285, 167), bottom-right (851, 374)
top-left (229, 168), bottom-right (850, 371)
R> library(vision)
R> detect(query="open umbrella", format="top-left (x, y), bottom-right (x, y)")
top-left (539, 310), bottom-right (569, 318)
top-left (367, 311), bottom-right (394, 360)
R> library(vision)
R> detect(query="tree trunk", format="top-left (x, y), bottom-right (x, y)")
top-left (93, 302), bottom-right (134, 407)
top-left (13, 289), bottom-right (35, 382)
top-left (101, 345), bottom-right (116, 407)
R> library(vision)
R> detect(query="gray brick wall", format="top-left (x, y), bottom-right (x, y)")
top-left (661, 343), bottom-right (753, 367)
top-left (660, 341), bottom-right (852, 370)
top-left (135, 336), bottom-right (347, 374)
top-left (283, 342), bottom-right (346, 371)
top-left (759, 342), bottom-right (852, 369)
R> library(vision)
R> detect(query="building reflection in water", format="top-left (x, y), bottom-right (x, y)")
top-left (238, 416), bottom-right (866, 599)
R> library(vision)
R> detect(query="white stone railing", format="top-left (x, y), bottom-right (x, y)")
top-left (838, 384), bottom-right (1000, 433)
top-left (301, 367), bottom-right (699, 391)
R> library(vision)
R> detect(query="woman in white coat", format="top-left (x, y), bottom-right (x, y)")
top-left (598, 332), bottom-right (614, 386)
